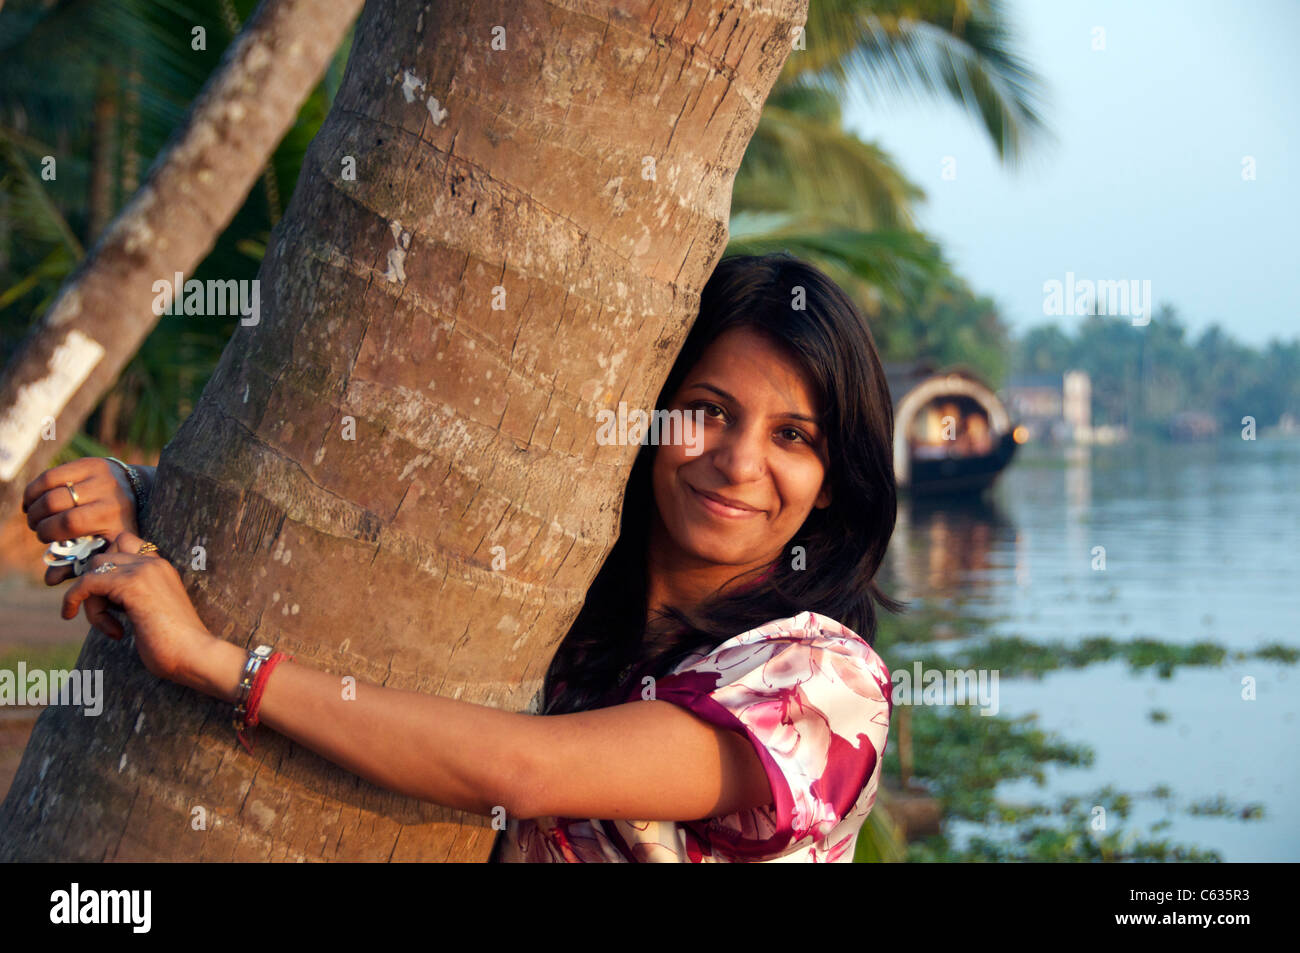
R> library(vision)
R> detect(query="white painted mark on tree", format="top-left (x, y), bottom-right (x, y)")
top-left (385, 220), bottom-right (411, 283)
top-left (399, 452), bottom-right (434, 481)
top-left (603, 177), bottom-right (627, 214)
top-left (0, 329), bottom-right (105, 481)
top-left (400, 69), bottom-right (426, 103)
top-left (247, 799), bottom-right (276, 830)
top-left (426, 96), bottom-right (448, 125)
top-left (47, 288), bottom-right (83, 327)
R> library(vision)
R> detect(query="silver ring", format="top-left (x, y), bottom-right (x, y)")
top-left (65, 482), bottom-right (81, 506)
top-left (92, 562), bottom-right (118, 574)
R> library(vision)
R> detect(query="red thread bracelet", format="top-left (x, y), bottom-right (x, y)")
top-left (236, 651), bottom-right (293, 754)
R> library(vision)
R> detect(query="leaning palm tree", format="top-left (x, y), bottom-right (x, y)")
top-left (0, 0), bottom-right (354, 459)
top-left (0, 0), bottom-right (809, 862)
top-left (0, 0), bottom-right (1044, 863)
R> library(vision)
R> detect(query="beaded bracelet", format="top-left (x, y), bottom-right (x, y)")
top-left (106, 456), bottom-right (149, 522)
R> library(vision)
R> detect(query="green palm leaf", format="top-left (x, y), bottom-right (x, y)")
top-left (737, 93), bottom-right (922, 229)
top-left (784, 0), bottom-right (1050, 164)
top-left (726, 221), bottom-right (950, 313)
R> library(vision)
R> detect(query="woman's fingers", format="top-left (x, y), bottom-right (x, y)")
top-left (55, 535), bottom-right (162, 608)
top-left (61, 553), bottom-right (139, 621)
top-left (24, 478), bottom-right (84, 531)
top-left (59, 547), bottom-right (207, 683)
top-left (108, 530), bottom-right (146, 556)
top-left (62, 566), bottom-right (116, 622)
top-left (83, 593), bottom-right (125, 640)
top-left (25, 465), bottom-right (113, 530)
top-left (33, 497), bottom-right (113, 543)
top-left (44, 563), bottom-right (75, 586)
top-left (22, 459), bottom-right (137, 558)
top-left (20, 458), bottom-right (99, 514)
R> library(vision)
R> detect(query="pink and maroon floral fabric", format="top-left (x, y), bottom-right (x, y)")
top-left (494, 611), bottom-right (892, 863)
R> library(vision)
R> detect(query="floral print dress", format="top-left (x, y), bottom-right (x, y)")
top-left (492, 611), bottom-right (892, 863)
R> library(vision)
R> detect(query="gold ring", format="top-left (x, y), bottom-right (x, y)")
top-left (65, 482), bottom-right (81, 506)
top-left (138, 541), bottom-right (159, 556)
top-left (92, 562), bottom-right (118, 574)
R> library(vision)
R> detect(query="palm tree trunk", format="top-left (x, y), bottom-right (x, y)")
top-left (120, 54), bottom-right (142, 201)
top-left (0, 0), bottom-right (364, 511)
top-left (0, 0), bottom-right (807, 861)
top-left (87, 67), bottom-right (118, 244)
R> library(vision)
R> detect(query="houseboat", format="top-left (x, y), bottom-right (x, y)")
top-left (883, 360), bottom-right (1023, 497)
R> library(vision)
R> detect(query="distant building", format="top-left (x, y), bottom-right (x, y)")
top-left (1062, 370), bottom-right (1091, 437)
top-left (1168, 410), bottom-right (1220, 441)
top-left (1273, 412), bottom-right (1300, 436)
top-left (1001, 369), bottom-right (1119, 444)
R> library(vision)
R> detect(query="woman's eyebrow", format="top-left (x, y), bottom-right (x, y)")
top-left (690, 382), bottom-right (821, 424)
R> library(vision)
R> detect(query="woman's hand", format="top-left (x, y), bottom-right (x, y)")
top-left (22, 457), bottom-right (141, 584)
top-left (61, 531), bottom-right (218, 686)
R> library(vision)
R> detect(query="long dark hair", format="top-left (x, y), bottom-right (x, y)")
top-left (542, 252), bottom-right (907, 715)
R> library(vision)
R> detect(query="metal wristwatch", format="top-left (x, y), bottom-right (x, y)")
top-left (233, 645), bottom-right (274, 732)
top-left (106, 456), bottom-right (149, 521)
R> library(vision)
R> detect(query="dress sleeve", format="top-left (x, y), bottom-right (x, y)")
top-left (651, 612), bottom-right (892, 860)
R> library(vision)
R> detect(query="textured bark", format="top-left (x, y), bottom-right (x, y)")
top-left (0, 0), bottom-right (364, 511)
top-left (0, 0), bottom-right (806, 861)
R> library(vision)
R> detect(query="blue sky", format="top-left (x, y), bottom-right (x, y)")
top-left (842, 0), bottom-right (1300, 348)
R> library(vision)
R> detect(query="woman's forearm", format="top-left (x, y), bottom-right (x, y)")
top-left (183, 638), bottom-right (525, 819)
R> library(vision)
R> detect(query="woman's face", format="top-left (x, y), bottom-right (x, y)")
top-left (650, 326), bottom-right (832, 572)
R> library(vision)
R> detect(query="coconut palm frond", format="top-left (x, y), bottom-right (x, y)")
top-left (726, 219), bottom-right (951, 313)
top-left (737, 101), bottom-right (923, 229)
top-left (783, 0), bottom-right (1050, 164)
top-left (0, 130), bottom-right (83, 255)
top-left (0, 244), bottom-right (78, 312)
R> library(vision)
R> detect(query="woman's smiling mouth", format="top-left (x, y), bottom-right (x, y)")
top-left (688, 483), bottom-right (764, 519)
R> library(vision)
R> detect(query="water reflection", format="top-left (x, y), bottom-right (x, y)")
top-left (878, 437), bottom-right (1300, 861)
top-left (889, 493), bottom-right (1014, 601)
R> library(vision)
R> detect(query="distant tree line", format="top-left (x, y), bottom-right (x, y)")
top-left (873, 275), bottom-right (1014, 388)
top-left (1011, 306), bottom-right (1300, 435)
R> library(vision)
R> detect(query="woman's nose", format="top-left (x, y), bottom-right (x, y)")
top-left (710, 423), bottom-right (766, 484)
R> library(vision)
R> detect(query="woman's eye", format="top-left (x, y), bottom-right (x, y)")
top-left (693, 401), bottom-right (726, 419)
top-left (779, 427), bottom-right (808, 443)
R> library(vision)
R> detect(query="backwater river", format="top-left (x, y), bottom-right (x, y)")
top-left (880, 435), bottom-right (1299, 861)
